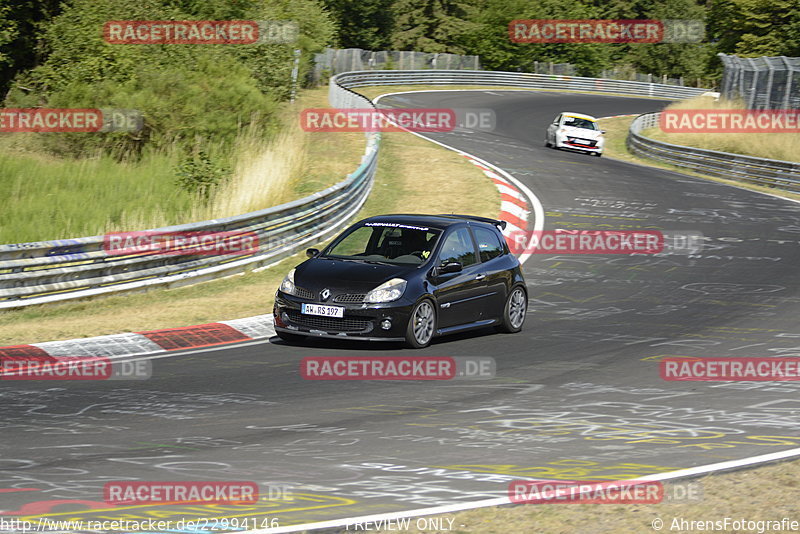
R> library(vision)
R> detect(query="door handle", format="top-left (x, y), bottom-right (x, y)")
top-left (475, 274), bottom-right (486, 280)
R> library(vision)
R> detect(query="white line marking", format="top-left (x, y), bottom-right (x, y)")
top-left (241, 447), bottom-right (800, 534)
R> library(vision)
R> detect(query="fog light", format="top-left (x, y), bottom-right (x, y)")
top-left (380, 319), bottom-right (392, 330)
top-left (281, 312), bottom-right (290, 324)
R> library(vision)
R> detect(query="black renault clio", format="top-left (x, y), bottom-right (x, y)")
top-left (273, 214), bottom-right (527, 348)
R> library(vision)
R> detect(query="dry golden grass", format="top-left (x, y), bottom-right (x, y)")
top-left (197, 128), bottom-right (307, 219)
top-left (599, 114), bottom-right (800, 202)
top-left (644, 95), bottom-right (800, 163)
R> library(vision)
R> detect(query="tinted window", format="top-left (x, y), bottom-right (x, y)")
top-left (562, 116), bottom-right (597, 130)
top-left (438, 228), bottom-right (477, 267)
top-left (326, 223), bottom-right (440, 264)
top-left (473, 227), bottom-right (504, 262)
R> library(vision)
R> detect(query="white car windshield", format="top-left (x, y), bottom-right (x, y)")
top-left (563, 117), bottom-right (598, 130)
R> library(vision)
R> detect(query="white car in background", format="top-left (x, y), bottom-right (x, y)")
top-left (545, 112), bottom-right (605, 156)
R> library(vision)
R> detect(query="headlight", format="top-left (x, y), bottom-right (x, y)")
top-left (364, 278), bottom-right (407, 303)
top-left (279, 268), bottom-right (297, 295)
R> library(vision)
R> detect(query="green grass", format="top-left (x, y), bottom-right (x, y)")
top-left (0, 92), bottom-right (344, 246)
top-left (0, 148), bottom-right (192, 243)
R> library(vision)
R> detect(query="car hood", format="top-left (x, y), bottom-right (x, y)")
top-left (295, 257), bottom-right (418, 293)
top-left (562, 126), bottom-right (602, 138)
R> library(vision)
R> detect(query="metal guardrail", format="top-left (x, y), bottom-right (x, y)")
top-left (0, 86), bottom-right (379, 309)
top-left (628, 112), bottom-right (800, 193)
top-left (332, 69), bottom-right (708, 100)
top-left (0, 68), bottom-right (712, 310)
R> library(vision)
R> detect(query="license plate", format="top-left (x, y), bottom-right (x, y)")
top-left (302, 303), bottom-right (344, 318)
top-left (575, 138), bottom-right (590, 144)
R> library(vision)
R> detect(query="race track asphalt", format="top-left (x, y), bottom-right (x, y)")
top-left (2, 91), bottom-right (799, 531)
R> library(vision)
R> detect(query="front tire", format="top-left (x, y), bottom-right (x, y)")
top-left (497, 286), bottom-right (527, 333)
top-left (405, 299), bottom-right (436, 349)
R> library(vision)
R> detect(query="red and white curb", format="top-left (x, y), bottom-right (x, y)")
top-left (0, 315), bottom-right (275, 363)
top-left (462, 155), bottom-right (531, 239)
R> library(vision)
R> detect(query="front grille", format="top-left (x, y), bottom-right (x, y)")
top-left (294, 286), bottom-right (314, 299)
top-left (567, 137), bottom-right (597, 147)
top-left (333, 293), bottom-right (366, 304)
top-left (286, 310), bottom-right (372, 333)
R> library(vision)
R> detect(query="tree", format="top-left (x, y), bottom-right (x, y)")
top-left (0, 0), bottom-right (61, 98)
top-left (322, 0), bottom-right (394, 49)
top-left (724, 0), bottom-right (800, 57)
top-left (461, 0), bottom-right (612, 76)
top-left (391, 0), bottom-right (479, 54)
top-left (620, 0), bottom-right (713, 81)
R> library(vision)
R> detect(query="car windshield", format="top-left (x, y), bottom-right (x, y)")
top-left (563, 117), bottom-right (598, 130)
top-left (324, 223), bottom-right (441, 265)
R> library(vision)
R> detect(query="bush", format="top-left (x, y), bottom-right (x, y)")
top-left (4, 0), bottom-right (335, 159)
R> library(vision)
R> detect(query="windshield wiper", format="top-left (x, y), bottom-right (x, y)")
top-left (326, 256), bottom-right (394, 265)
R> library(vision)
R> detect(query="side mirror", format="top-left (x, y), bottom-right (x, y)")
top-left (306, 248), bottom-right (320, 259)
top-left (438, 261), bottom-right (463, 274)
top-left (601, 130), bottom-right (607, 134)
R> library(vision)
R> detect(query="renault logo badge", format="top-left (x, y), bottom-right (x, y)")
top-left (320, 288), bottom-right (330, 301)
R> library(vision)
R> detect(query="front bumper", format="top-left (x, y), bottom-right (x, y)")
top-left (273, 291), bottom-right (414, 342)
top-left (557, 135), bottom-right (603, 151)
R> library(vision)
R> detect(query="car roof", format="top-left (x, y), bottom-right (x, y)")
top-left (360, 214), bottom-right (505, 231)
top-left (560, 112), bottom-right (598, 121)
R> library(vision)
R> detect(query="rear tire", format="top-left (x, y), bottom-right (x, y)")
top-left (405, 299), bottom-right (436, 349)
top-left (497, 286), bottom-right (527, 333)
top-left (276, 330), bottom-right (306, 343)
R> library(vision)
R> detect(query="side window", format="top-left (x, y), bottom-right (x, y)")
top-left (438, 228), bottom-right (477, 267)
top-left (473, 227), bottom-right (504, 262)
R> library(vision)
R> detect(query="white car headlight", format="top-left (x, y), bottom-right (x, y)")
top-left (279, 268), bottom-right (297, 295)
top-left (364, 278), bottom-right (407, 303)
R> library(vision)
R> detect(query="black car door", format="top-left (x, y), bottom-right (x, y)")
top-left (431, 226), bottom-right (486, 328)
top-left (471, 225), bottom-right (509, 319)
